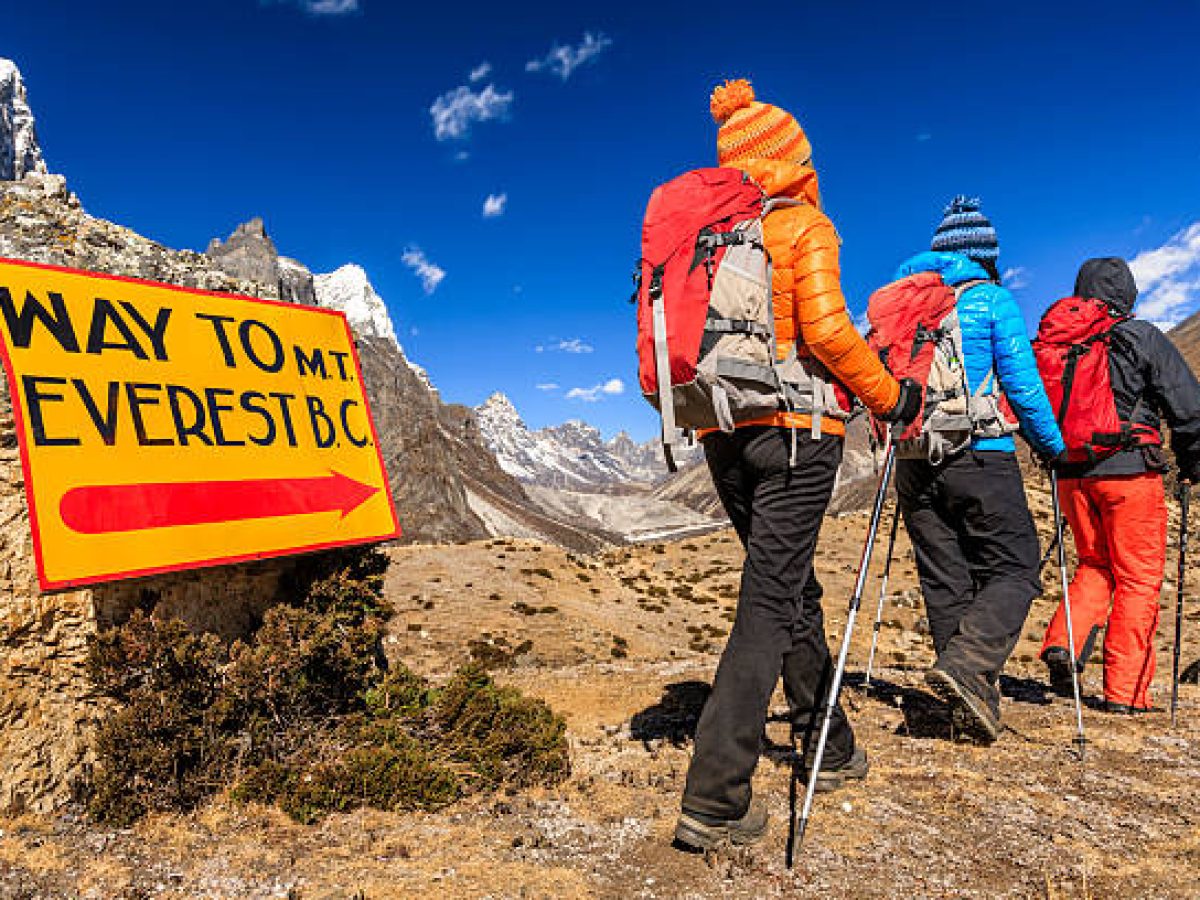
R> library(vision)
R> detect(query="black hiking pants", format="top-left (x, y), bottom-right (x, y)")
top-left (895, 450), bottom-right (1042, 708)
top-left (682, 426), bottom-right (853, 822)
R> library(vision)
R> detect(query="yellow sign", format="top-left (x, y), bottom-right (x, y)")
top-left (0, 257), bottom-right (400, 591)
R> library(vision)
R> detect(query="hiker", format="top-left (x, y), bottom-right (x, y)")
top-left (1036, 258), bottom-right (1200, 713)
top-left (672, 80), bottom-right (921, 851)
top-left (868, 197), bottom-right (1066, 744)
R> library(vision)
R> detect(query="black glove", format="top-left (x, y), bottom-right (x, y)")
top-left (1180, 457), bottom-right (1200, 488)
top-left (881, 378), bottom-right (922, 426)
top-left (1036, 448), bottom-right (1071, 471)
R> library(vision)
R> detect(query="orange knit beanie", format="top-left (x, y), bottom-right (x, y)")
top-left (711, 79), bottom-right (811, 168)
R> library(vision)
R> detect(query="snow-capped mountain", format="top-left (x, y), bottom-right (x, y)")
top-left (0, 59), bottom-right (47, 181)
top-left (314, 264), bottom-right (400, 346)
top-left (476, 392), bottom-right (681, 489)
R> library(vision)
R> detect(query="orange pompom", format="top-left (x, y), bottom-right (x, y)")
top-left (710, 79), bottom-right (755, 124)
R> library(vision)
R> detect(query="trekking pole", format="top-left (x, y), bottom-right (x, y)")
top-left (864, 503), bottom-right (901, 690)
top-left (1050, 471), bottom-right (1088, 761)
top-left (1171, 482), bottom-right (1191, 727)
top-left (791, 443), bottom-right (897, 863)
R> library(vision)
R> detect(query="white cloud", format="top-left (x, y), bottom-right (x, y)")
top-left (401, 246), bottom-right (446, 295)
top-left (566, 378), bottom-right (624, 402)
top-left (916, 132), bottom-right (932, 142)
top-left (267, 0), bottom-right (359, 14)
top-left (469, 62), bottom-right (492, 82)
top-left (430, 83), bottom-right (513, 141)
top-left (536, 382), bottom-right (559, 391)
top-left (1130, 222), bottom-right (1200, 330)
top-left (535, 338), bottom-right (594, 354)
top-left (555, 338), bottom-right (592, 354)
top-left (525, 32), bottom-right (612, 81)
top-left (1002, 266), bottom-right (1031, 291)
top-left (482, 192), bottom-right (508, 218)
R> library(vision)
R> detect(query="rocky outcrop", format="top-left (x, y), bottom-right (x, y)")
top-left (205, 218), bottom-right (317, 307)
top-left (0, 59), bottom-right (46, 182)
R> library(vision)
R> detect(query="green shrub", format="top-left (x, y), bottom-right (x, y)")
top-left (86, 547), bottom-right (569, 826)
top-left (433, 665), bottom-right (569, 790)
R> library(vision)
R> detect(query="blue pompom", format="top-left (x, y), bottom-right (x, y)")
top-left (943, 195), bottom-right (983, 216)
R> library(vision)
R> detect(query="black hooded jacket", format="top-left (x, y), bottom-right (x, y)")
top-left (1058, 257), bottom-right (1200, 480)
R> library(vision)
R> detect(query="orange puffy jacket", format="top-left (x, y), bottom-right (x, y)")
top-left (733, 159), bottom-right (899, 436)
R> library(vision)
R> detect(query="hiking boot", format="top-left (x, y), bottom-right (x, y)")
top-left (1103, 700), bottom-right (1153, 715)
top-left (802, 744), bottom-right (870, 793)
top-left (1042, 647), bottom-right (1078, 698)
top-left (925, 666), bottom-right (1003, 744)
top-left (674, 798), bottom-right (768, 850)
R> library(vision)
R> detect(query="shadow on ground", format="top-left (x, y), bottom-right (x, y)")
top-left (630, 681), bottom-right (711, 748)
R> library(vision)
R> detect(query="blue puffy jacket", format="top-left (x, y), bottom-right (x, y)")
top-left (894, 251), bottom-right (1065, 456)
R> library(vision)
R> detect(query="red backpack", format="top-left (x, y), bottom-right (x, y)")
top-left (866, 272), bottom-right (1017, 463)
top-left (1033, 296), bottom-right (1160, 463)
top-left (635, 168), bottom-right (843, 470)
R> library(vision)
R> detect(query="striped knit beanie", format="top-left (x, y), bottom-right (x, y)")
top-left (931, 196), bottom-right (999, 264)
top-left (711, 79), bottom-right (812, 168)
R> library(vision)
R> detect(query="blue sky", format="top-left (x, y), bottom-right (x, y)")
top-left (7, 0), bottom-right (1200, 441)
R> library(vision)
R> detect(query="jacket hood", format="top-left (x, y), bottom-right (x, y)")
top-left (1074, 257), bottom-right (1138, 314)
top-left (740, 158), bottom-right (821, 208)
top-left (895, 251), bottom-right (989, 287)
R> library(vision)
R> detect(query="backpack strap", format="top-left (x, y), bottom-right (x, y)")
top-left (647, 264), bottom-right (678, 472)
top-left (763, 197), bottom-right (803, 215)
top-left (973, 367), bottom-right (996, 398)
top-left (698, 312), bottom-right (772, 360)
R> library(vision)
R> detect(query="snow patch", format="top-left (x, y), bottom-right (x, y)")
top-left (313, 264), bottom-right (399, 345)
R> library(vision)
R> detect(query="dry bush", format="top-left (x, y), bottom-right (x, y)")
top-left (85, 548), bottom-right (569, 826)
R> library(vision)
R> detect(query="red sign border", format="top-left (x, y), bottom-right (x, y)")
top-left (0, 255), bottom-right (402, 593)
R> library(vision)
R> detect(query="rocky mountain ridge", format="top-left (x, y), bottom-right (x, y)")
top-left (476, 391), bottom-right (688, 490)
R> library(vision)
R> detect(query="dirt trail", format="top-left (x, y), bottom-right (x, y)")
top-left (1, 488), bottom-right (1198, 898)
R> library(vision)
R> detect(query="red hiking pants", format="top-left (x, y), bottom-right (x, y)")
top-left (1041, 473), bottom-right (1167, 709)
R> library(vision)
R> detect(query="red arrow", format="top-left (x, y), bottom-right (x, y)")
top-left (59, 471), bottom-right (380, 534)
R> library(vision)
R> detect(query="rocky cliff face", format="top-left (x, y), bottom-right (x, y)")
top-left (0, 60), bottom-right (46, 182)
top-left (1170, 307), bottom-right (1200, 374)
top-left (354, 334), bottom-right (488, 544)
top-left (206, 217), bottom-right (317, 307)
